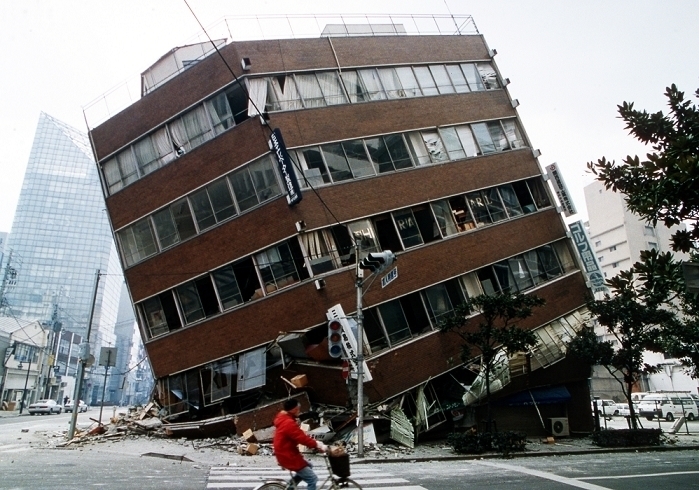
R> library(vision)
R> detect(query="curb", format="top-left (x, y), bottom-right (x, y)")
top-left (352, 444), bottom-right (699, 464)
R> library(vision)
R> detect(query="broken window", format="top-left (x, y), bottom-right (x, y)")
top-left (392, 209), bottom-right (423, 249)
top-left (175, 276), bottom-right (220, 325)
top-left (363, 308), bottom-right (389, 353)
top-left (378, 301), bottom-right (412, 346)
top-left (295, 73), bottom-right (327, 108)
top-left (448, 196), bottom-right (477, 232)
top-left (342, 139), bottom-right (376, 178)
top-left (269, 75), bottom-right (303, 110)
top-left (255, 239), bottom-right (307, 293)
top-left (508, 255), bottom-right (534, 291)
top-left (423, 279), bottom-right (465, 327)
top-left (400, 292), bottom-right (432, 335)
top-left (237, 347), bottom-right (266, 392)
top-left (340, 70), bottom-right (370, 103)
top-left (455, 125), bottom-right (480, 157)
top-left (431, 200), bottom-right (459, 237)
top-left (460, 63), bottom-right (485, 91)
top-left (377, 67), bottom-right (404, 98)
top-left (212, 264), bottom-right (244, 309)
top-left (202, 358), bottom-right (236, 406)
top-left (466, 191), bottom-right (494, 226)
top-left (499, 184), bottom-right (524, 218)
top-left (358, 68), bottom-right (387, 101)
top-left (205, 91), bottom-right (235, 135)
top-left (511, 180), bottom-right (537, 214)
top-left (316, 72), bottom-right (348, 106)
top-left (300, 229), bottom-right (343, 275)
top-left (501, 119), bottom-right (525, 149)
top-left (347, 220), bottom-right (380, 258)
top-left (293, 147), bottom-right (332, 188)
top-left (139, 291), bottom-right (181, 338)
top-left (169, 105), bottom-right (214, 152)
top-left (152, 198), bottom-right (197, 249)
top-left (440, 127), bottom-right (466, 160)
top-left (476, 62), bottom-right (500, 89)
top-left (527, 177), bottom-right (552, 209)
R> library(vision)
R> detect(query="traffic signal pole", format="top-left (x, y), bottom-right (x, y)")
top-left (355, 262), bottom-right (365, 458)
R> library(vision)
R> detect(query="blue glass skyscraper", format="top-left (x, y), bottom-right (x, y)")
top-left (2, 113), bottom-right (135, 402)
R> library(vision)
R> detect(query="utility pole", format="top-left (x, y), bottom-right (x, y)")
top-left (18, 351), bottom-right (33, 414)
top-left (68, 270), bottom-right (100, 440)
top-left (355, 248), bottom-right (395, 458)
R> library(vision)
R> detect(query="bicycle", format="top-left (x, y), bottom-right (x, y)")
top-left (254, 453), bottom-right (362, 490)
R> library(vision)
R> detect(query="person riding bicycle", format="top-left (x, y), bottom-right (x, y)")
top-left (273, 398), bottom-right (327, 490)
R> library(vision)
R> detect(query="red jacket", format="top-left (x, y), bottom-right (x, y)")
top-left (273, 410), bottom-right (319, 471)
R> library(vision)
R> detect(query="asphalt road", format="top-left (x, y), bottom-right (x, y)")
top-left (2, 411), bottom-right (699, 489)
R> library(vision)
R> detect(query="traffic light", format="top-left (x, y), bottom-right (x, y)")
top-left (328, 319), bottom-right (343, 358)
top-left (359, 251), bottom-right (396, 273)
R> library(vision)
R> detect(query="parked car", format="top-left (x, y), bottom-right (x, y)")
top-left (638, 393), bottom-right (698, 421)
top-left (64, 400), bottom-right (88, 413)
top-left (27, 399), bottom-right (62, 415)
top-left (591, 399), bottom-right (618, 417)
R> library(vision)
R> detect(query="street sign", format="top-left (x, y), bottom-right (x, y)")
top-left (381, 267), bottom-right (398, 288)
top-left (99, 347), bottom-right (117, 367)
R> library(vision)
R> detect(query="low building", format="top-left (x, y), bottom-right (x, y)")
top-left (0, 318), bottom-right (48, 410)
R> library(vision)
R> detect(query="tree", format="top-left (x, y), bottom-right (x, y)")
top-left (568, 251), bottom-right (682, 429)
top-left (585, 84), bottom-right (699, 381)
top-left (588, 84), bottom-right (699, 254)
top-left (440, 292), bottom-right (544, 431)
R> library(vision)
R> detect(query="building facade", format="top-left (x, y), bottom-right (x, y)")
top-left (584, 180), bottom-right (694, 399)
top-left (1, 113), bottom-right (136, 405)
top-left (91, 18), bottom-right (593, 437)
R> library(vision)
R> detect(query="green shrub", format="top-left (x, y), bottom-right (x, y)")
top-left (592, 428), bottom-right (662, 447)
top-left (448, 430), bottom-right (527, 455)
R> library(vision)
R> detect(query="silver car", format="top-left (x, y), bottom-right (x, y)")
top-left (28, 399), bottom-right (62, 415)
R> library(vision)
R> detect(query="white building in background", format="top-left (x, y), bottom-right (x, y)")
top-left (584, 180), bottom-right (694, 398)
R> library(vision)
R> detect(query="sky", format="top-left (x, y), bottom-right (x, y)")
top-left (1, 0), bottom-right (698, 233)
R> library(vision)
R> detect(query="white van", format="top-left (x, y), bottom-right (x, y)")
top-left (637, 393), bottom-right (698, 421)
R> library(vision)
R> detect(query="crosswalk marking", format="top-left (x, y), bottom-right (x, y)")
top-left (206, 465), bottom-right (429, 489)
top-left (0, 444), bottom-right (31, 453)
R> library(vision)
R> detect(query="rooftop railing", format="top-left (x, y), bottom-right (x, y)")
top-left (83, 14), bottom-right (477, 130)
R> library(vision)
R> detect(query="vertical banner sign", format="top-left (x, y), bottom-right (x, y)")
top-left (546, 163), bottom-right (577, 217)
top-left (569, 220), bottom-right (607, 294)
top-left (269, 128), bottom-right (302, 206)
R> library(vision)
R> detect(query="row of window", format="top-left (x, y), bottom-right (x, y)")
top-left (101, 61), bottom-right (501, 195)
top-left (360, 240), bottom-right (574, 354)
top-left (137, 175), bottom-right (552, 340)
top-left (117, 117), bottom-right (528, 268)
top-left (247, 62), bottom-right (499, 113)
top-left (290, 118), bottom-right (524, 188)
top-left (118, 156), bottom-right (282, 267)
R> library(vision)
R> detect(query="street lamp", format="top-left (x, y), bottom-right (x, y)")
top-left (18, 356), bottom-right (33, 414)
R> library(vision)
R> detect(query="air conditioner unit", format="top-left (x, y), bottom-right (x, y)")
top-left (548, 417), bottom-right (570, 437)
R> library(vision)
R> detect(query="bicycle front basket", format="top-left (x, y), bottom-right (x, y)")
top-left (328, 453), bottom-right (351, 478)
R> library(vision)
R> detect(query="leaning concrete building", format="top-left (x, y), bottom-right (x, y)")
top-left (88, 15), bottom-right (593, 440)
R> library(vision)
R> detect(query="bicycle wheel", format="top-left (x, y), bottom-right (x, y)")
top-left (253, 481), bottom-right (286, 490)
top-left (332, 477), bottom-right (362, 489)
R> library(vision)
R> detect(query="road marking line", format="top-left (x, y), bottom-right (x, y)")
top-left (580, 470), bottom-right (699, 480)
top-left (475, 460), bottom-right (612, 490)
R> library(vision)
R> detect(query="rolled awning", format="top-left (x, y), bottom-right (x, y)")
top-left (496, 385), bottom-right (571, 407)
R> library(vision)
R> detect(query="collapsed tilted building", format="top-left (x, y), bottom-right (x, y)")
top-left (88, 15), bottom-right (594, 440)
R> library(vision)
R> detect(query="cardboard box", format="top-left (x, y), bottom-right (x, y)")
top-left (245, 443), bottom-right (259, 455)
top-left (243, 428), bottom-right (257, 442)
top-left (290, 374), bottom-right (308, 388)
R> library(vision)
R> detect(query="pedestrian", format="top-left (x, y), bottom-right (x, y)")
top-left (63, 396), bottom-right (69, 406)
top-left (273, 398), bottom-right (326, 490)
